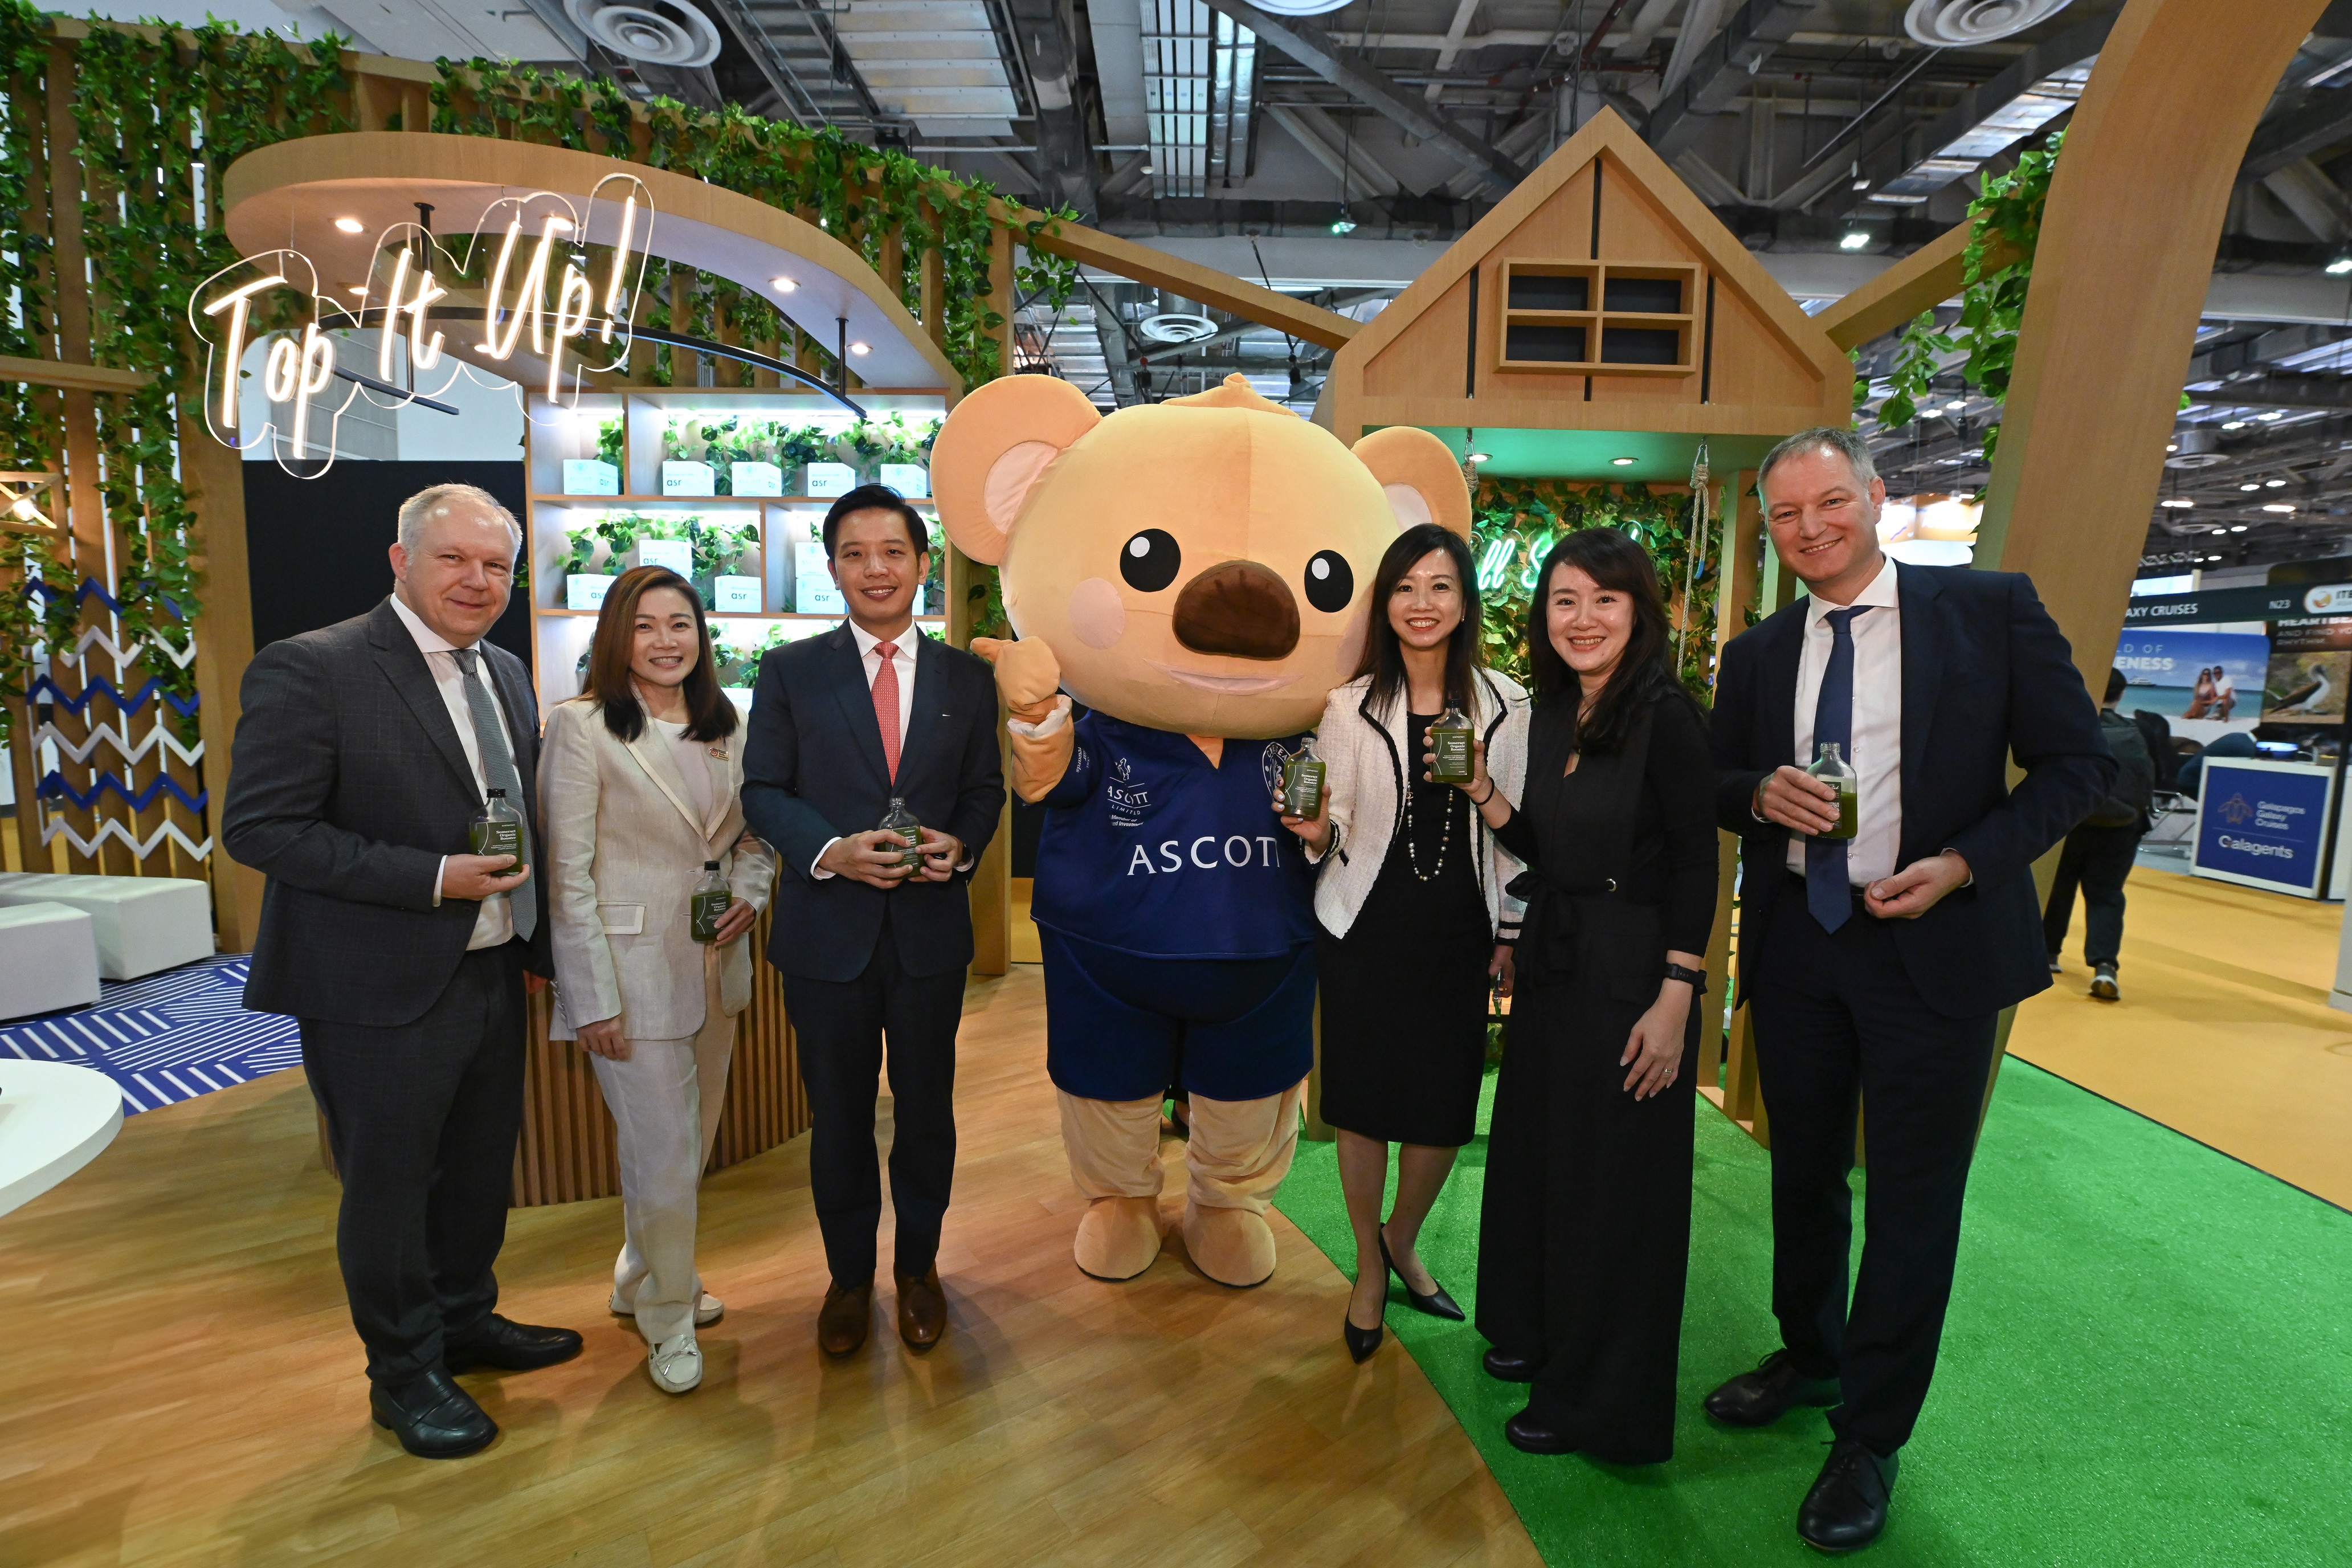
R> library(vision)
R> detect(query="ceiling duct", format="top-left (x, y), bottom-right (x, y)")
top-left (1142, 0), bottom-right (1259, 199)
top-left (566, 0), bottom-right (724, 65)
top-left (1904, 0), bottom-right (2075, 47)
top-left (2166, 427), bottom-right (2226, 470)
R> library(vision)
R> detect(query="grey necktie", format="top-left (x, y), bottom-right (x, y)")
top-left (449, 646), bottom-right (536, 941)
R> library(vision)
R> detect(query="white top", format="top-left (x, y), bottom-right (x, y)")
top-left (1787, 555), bottom-right (1904, 887)
top-left (651, 716), bottom-right (716, 823)
top-left (0, 1060), bottom-right (123, 1218)
top-left (390, 592), bottom-right (521, 948)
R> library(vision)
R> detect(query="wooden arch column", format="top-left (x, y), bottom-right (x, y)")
top-left (1975, 0), bottom-right (2332, 660)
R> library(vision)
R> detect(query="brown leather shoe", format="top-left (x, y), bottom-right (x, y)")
top-left (895, 1267), bottom-right (947, 1351)
top-left (817, 1282), bottom-right (872, 1356)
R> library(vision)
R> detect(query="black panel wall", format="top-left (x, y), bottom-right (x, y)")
top-left (242, 460), bottom-right (532, 665)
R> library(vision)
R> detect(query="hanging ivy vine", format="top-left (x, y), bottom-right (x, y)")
top-left (1873, 131), bottom-right (2065, 466)
top-left (1471, 478), bottom-right (1716, 699)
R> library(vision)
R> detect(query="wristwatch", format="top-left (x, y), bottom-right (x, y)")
top-left (1663, 962), bottom-right (1706, 991)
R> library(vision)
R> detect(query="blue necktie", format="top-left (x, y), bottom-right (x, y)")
top-left (1806, 606), bottom-right (1871, 934)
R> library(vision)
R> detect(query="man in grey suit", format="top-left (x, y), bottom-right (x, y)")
top-left (223, 483), bottom-right (581, 1459)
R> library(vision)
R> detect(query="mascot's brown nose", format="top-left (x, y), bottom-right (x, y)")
top-left (1172, 560), bottom-right (1301, 661)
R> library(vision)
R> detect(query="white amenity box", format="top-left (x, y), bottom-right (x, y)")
top-left (562, 459), bottom-right (620, 495)
top-left (661, 460), bottom-right (716, 496)
top-left (729, 461), bottom-right (783, 496)
top-left (804, 462), bottom-right (856, 498)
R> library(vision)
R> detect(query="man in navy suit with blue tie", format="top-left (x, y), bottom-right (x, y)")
top-left (1706, 428), bottom-right (2113, 1551)
top-left (740, 485), bottom-right (1004, 1359)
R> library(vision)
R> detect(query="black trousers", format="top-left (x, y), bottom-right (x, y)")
top-left (2042, 822), bottom-right (2142, 969)
top-left (1749, 889), bottom-right (1999, 1455)
top-left (784, 913), bottom-right (967, 1287)
top-left (1475, 966), bottom-right (1698, 1465)
top-left (301, 942), bottom-right (527, 1385)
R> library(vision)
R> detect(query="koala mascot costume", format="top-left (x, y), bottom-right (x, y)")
top-left (932, 373), bottom-right (1469, 1287)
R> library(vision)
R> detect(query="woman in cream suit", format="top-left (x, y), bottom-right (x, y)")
top-left (542, 565), bottom-right (774, 1394)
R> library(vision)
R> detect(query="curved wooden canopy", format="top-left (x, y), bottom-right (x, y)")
top-left (220, 132), bottom-right (962, 394)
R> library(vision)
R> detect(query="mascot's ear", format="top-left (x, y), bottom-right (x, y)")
top-left (931, 374), bottom-right (1103, 565)
top-left (1352, 427), bottom-right (1473, 540)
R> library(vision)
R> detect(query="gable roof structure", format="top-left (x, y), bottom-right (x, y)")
top-left (1321, 108), bottom-right (1855, 450)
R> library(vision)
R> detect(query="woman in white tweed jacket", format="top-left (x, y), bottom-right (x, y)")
top-left (1281, 523), bottom-right (1530, 1362)
top-left (541, 566), bottom-right (774, 1396)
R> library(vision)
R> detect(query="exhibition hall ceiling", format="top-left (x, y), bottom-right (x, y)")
top-left (116, 0), bottom-right (2352, 571)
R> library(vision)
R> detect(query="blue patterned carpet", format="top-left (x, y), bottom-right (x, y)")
top-left (0, 956), bottom-right (300, 1113)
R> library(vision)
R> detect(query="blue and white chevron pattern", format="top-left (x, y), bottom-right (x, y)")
top-left (0, 956), bottom-right (299, 1113)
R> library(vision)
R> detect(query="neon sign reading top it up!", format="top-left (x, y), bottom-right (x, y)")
top-left (187, 175), bottom-right (655, 479)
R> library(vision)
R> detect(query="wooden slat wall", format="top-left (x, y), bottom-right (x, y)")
top-left (318, 910), bottom-right (808, 1206)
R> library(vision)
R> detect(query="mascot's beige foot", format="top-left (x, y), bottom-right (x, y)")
top-left (1182, 1201), bottom-right (1276, 1288)
top-left (1075, 1195), bottom-right (1163, 1281)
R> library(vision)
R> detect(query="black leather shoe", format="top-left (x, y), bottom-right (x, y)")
top-left (1379, 1228), bottom-right (1465, 1321)
top-left (1704, 1349), bottom-right (1840, 1428)
top-left (1798, 1438), bottom-right (1898, 1553)
top-left (1503, 1407), bottom-right (1575, 1455)
top-left (1483, 1347), bottom-right (1539, 1383)
top-left (443, 1315), bottom-right (584, 1373)
top-left (370, 1367), bottom-right (496, 1459)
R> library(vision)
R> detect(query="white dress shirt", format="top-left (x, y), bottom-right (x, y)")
top-left (1787, 556), bottom-right (1904, 886)
top-left (810, 619), bottom-right (966, 879)
top-left (389, 591), bottom-right (520, 948)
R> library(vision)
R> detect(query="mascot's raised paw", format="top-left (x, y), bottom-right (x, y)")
top-left (970, 635), bottom-right (1064, 722)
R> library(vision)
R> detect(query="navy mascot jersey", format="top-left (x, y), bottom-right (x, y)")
top-left (1032, 713), bottom-right (1316, 960)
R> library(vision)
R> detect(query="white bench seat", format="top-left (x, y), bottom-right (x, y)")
top-left (0, 872), bottom-right (213, 981)
top-left (0, 901), bottom-right (103, 1019)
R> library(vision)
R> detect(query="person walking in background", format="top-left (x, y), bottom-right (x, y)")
top-left (1708, 428), bottom-right (2112, 1551)
top-left (541, 566), bottom-right (775, 1395)
top-left (2043, 668), bottom-right (2157, 1002)
top-left (740, 486), bottom-right (1004, 1358)
top-left (1471, 529), bottom-right (1717, 1464)
top-left (223, 483), bottom-right (580, 1460)
top-left (1279, 522), bottom-right (1530, 1364)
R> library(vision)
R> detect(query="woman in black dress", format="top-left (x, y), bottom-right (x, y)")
top-left (1458, 526), bottom-right (1718, 1463)
top-left (1280, 523), bottom-right (1530, 1362)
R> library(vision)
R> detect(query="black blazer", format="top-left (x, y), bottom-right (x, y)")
top-left (740, 623), bottom-right (1006, 983)
top-left (1710, 563), bottom-right (2114, 1018)
top-left (223, 598), bottom-right (551, 1027)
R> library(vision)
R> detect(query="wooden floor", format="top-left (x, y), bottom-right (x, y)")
top-left (2013, 863), bottom-right (2352, 1209)
top-left (0, 966), bottom-right (1538, 1568)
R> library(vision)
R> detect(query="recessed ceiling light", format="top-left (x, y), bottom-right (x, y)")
top-left (1839, 231), bottom-right (1871, 251)
top-left (849, 341), bottom-right (871, 356)
top-left (1851, 177), bottom-right (1871, 191)
top-left (346, 284), bottom-right (367, 296)
top-left (2264, 503), bottom-right (2297, 513)
top-left (2208, 554), bottom-right (2225, 561)
top-left (2210, 528), bottom-right (2229, 535)
top-left (2222, 419), bottom-right (2248, 430)
top-left (1465, 450), bottom-right (1491, 463)
top-left (2159, 497), bottom-right (2194, 508)
top-left (2267, 477), bottom-right (2288, 486)
top-left (2231, 524), bottom-right (2251, 531)
top-left (2330, 255), bottom-right (2352, 275)
top-left (2240, 483), bottom-right (2263, 492)
top-left (546, 215), bottom-right (574, 233)
top-left (2166, 443), bottom-right (2178, 452)
top-left (1944, 401), bottom-right (1965, 413)
top-left (2258, 411), bottom-right (2284, 422)
top-left (1611, 456), bottom-right (1636, 466)
top-left (333, 216), bottom-right (365, 234)
top-left (770, 276), bottom-right (797, 293)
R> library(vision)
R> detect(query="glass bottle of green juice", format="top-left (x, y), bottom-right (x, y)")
top-left (469, 787), bottom-right (524, 861)
top-left (1807, 742), bottom-right (1859, 840)
top-left (879, 797), bottom-right (924, 867)
top-left (690, 860), bottom-right (731, 943)
top-left (1280, 740), bottom-right (1326, 819)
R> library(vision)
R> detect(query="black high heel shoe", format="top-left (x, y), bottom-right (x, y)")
top-left (1342, 1305), bottom-right (1385, 1363)
top-left (1379, 1228), bottom-right (1465, 1321)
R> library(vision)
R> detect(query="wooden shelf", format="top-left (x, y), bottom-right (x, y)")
top-left (1495, 259), bottom-right (1701, 377)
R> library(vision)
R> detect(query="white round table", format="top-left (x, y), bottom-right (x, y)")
top-left (0, 1060), bottom-right (124, 1218)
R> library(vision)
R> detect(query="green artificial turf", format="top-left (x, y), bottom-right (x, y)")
top-left (1272, 1057), bottom-right (2352, 1566)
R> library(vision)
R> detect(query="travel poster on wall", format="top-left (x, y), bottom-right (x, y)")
top-left (2113, 628), bottom-right (2268, 741)
top-left (2262, 616), bottom-right (2352, 725)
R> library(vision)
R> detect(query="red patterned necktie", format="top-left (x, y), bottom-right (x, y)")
top-left (872, 640), bottom-right (902, 781)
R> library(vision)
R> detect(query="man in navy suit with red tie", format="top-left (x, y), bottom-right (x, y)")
top-left (1706, 428), bottom-right (2113, 1551)
top-left (740, 485), bottom-right (1004, 1359)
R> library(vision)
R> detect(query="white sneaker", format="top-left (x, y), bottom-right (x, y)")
top-left (611, 1290), bottom-right (725, 1328)
top-left (648, 1331), bottom-right (703, 1394)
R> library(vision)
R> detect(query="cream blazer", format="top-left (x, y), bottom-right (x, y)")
top-left (541, 696), bottom-right (776, 1041)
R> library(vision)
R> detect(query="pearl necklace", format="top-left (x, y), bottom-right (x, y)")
top-left (1404, 769), bottom-right (1455, 882)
